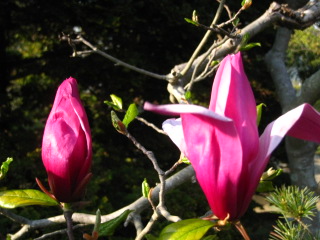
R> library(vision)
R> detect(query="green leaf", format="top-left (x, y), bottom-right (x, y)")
top-left (256, 103), bottom-right (266, 126)
top-left (257, 168), bottom-right (282, 192)
top-left (201, 235), bottom-right (219, 240)
top-left (110, 94), bottom-right (123, 110)
top-left (0, 158), bottom-right (13, 180)
top-left (184, 91), bottom-right (192, 101)
top-left (122, 103), bottom-right (138, 128)
top-left (261, 168), bottom-right (283, 181)
top-left (158, 219), bottom-right (214, 240)
top-left (104, 94), bottom-right (123, 111)
top-left (240, 33), bottom-right (250, 46)
top-left (210, 60), bottom-right (220, 67)
top-left (99, 209), bottom-right (133, 236)
top-left (257, 180), bottom-right (274, 193)
top-left (145, 234), bottom-right (159, 240)
top-left (184, 18), bottom-right (199, 26)
top-left (180, 157), bottom-right (191, 165)
top-left (0, 189), bottom-right (59, 208)
top-left (240, 42), bottom-right (261, 51)
top-left (142, 178), bottom-right (150, 198)
top-left (233, 18), bottom-right (240, 27)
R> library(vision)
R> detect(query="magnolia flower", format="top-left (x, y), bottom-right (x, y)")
top-left (40, 77), bottom-right (92, 203)
top-left (144, 53), bottom-right (320, 221)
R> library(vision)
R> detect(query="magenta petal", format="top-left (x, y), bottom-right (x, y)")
top-left (210, 53), bottom-right (259, 164)
top-left (181, 113), bottom-right (244, 220)
top-left (258, 103), bottom-right (320, 168)
top-left (240, 103), bottom-right (320, 217)
top-left (144, 102), bottom-right (231, 122)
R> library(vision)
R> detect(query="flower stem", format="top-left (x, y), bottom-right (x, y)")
top-left (63, 204), bottom-right (75, 240)
top-left (233, 220), bottom-right (251, 240)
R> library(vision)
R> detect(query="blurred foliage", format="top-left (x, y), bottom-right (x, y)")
top-left (0, 0), bottom-right (310, 239)
top-left (286, 26), bottom-right (320, 80)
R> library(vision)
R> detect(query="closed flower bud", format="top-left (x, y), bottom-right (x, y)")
top-left (41, 77), bottom-right (92, 203)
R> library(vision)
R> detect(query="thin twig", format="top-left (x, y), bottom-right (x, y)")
top-left (218, 5), bottom-right (243, 28)
top-left (186, 37), bottom-right (226, 91)
top-left (124, 130), bottom-right (181, 239)
top-left (74, 35), bottom-right (169, 81)
top-left (178, 0), bottom-right (227, 78)
top-left (136, 116), bottom-right (167, 135)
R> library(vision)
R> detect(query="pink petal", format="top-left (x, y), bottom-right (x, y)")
top-left (181, 113), bottom-right (244, 220)
top-left (209, 53), bottom-right (259, 164)
top-left (144, 102), bottom-right (246, 219)
top-left (162, 118), bottom-right (187, 156)
top-left (241, 103), bottom-right (320, 217)
top-left (144, 102), bottom-right (231, 122)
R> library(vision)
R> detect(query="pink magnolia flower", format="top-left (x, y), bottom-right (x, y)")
top-left (40, 77), bottom-right (92, 203)
top-left (144, 53), bottom-right (320, 221)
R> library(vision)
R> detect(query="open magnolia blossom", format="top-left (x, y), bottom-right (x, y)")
top-left (144, 53), bottom-right (320, 221)
top-left (39, 77), bottom-right (92, 203)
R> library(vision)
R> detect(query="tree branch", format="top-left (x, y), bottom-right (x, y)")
top-left (264, 27), bottom-right (296, 110)
top-left (298, 68), bottom-right (320, 106)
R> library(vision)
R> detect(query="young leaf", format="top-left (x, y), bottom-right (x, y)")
top-left (142, 178), bottom-right (151, 198)
top-left (0, 158), bottom-right (13, 180)
top-left (261, 168), bottom-right (283, 181)
top-left (0, 189), bottom-right (59, 208)
top-left (184, 18), bottom-right (200, 27)
top-left (241, 0), bottom-right (252, 9)
top-left (104, 94), bottom-right (123, 111)
top-left (257, 168), bottom-right (282, 192)
top-left (240, 33), bottom-right (250, 47)
top-left (110, 94), bottom-right (123, 110)
top-left (210, 60), bottom-right (220, 67)
top-left (240, 42), bottom-right (261, 51)
top-left (122, 103), bottom-right (138, 128)
top-left (192, 10), bottom-right (198, 22)
top-left (180, 157), bottom-right (191, 165)
top-left (201, 235), bottom-right (219, 240)
top-left (256, 180), bottom-right (274, 193)
top-left (99, 209), bottom-right (133, 236)
top-left (111, 111), bottom-right (127, 134)
top-left (256, 103), bottom-right (266, 126)
top-left (184, 91), bottom-right (192, 101)
top-left (145, 234), bottom-right (159, 240)
top-left (158, 219), bottom-right (214, 240)
top-left (233, 18), bottom-right (240, 27)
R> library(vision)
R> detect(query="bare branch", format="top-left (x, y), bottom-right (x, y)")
top-left (298, 68), bottom-right (320, 105)
top-left (64, 35), bottom-right (169, 81)
top-left (264, 27), bottom-right (296, 110)
top-left (172, 1), bottom-right (320, 87)
top-left (136, 116), bottom-right (167, 135)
